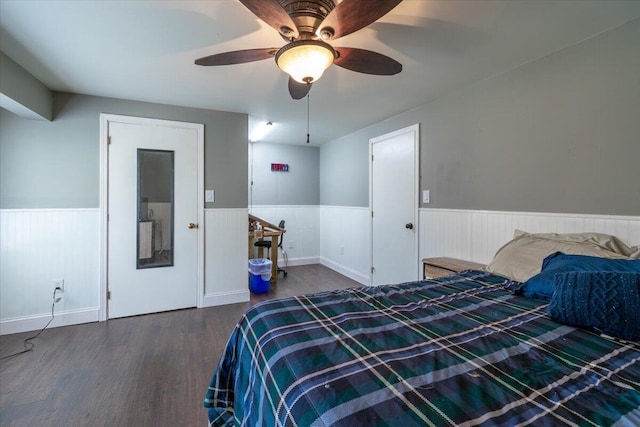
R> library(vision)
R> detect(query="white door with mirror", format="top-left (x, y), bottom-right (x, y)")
top-left (104, 115), bottom-right (203, 319)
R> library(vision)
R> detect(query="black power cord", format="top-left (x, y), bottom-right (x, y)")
top-left (0, 287), bottom-right (60, 360)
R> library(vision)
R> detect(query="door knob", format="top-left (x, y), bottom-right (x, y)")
top-left (187, 223), bottom-right (198, 229)
top-left (405, 223), bottom-right (414, 230)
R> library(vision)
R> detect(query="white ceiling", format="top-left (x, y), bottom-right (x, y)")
top-left (1, 0), bottom-right (639, 145)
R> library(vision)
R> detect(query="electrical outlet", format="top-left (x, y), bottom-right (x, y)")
top-left (340, 246), bottom-right (344, 256)
top-left (289, 241), bottom-right (294, 249)
top-left (54, 279), bottom-right (64, 293)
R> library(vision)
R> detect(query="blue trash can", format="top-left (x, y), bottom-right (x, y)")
top-left (248, 258), bottom-right (272, 293)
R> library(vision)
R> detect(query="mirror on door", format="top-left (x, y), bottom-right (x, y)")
top-left (137, 149), bottom-right (174, 269)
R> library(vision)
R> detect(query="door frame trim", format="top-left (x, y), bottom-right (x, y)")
top-left (99, 114), bottom-right (205, 321)
top-left (368, 123), bottom-right (420, 286)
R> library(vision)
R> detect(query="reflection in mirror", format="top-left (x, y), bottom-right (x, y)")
top-left (137, 149), bottom-right (174, 269)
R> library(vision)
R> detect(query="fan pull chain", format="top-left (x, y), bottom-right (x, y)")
top-left (306, 94), bottom-right (310, 144)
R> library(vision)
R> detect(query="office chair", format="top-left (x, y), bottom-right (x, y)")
top-left (254, 220), bottom-right (287, 277)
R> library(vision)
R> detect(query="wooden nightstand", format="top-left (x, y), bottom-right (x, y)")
top-left (421, 257), bottom-right (485, 279)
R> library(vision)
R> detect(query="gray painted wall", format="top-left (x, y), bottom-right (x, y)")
top-left (249, 142), bottom-right (319, 206)
top-left (320, 19), bottom-right (640, 216)
top-left (319, 136), bottom-right (369, 207)
top-left (0, 51), bottom-right (52, 121)
top-left (0, 92), bottom-right (248, 209)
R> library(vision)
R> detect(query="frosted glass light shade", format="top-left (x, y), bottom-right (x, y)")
top-left (276, 40), bottom-right (336, 84)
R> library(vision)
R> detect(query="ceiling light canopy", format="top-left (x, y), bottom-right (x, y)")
top-left (275, 40), bottom-right (336, 84)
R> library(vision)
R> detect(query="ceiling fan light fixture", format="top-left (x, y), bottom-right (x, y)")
top-left (318, 27), bottom-right (334, 40)
top-left (275, 40), bottom-right (336, 84)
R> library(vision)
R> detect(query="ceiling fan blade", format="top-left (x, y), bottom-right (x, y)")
top-left (288, 77), bottom-right (312, 100)
top-left (195, 48), bottom-right (278, 66)
top-left (333, 47), bottom-right (402, 75)
top-left (240, 0), bottom-right (299, 39)
top-left (317, 0), bottom-right (402, 40)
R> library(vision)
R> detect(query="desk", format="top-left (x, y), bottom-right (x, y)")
top-left (248, 214), bottom-right (285, 283)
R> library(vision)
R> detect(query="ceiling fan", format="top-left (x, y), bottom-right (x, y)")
top-left (195, 0), bottom-right (403, 99)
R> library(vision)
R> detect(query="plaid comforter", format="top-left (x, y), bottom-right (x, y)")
top-left (204, 270), bottom-right (640, 426)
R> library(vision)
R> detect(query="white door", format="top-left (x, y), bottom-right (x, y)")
top-left (370, 124), bottom-right (419, 286)
top-left (107, 118), bottom-right (202, 318)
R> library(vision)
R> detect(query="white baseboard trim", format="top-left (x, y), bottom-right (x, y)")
top-left (202, 289), bottom-right (250, 307)
top-left (1, 307), bottom-right (99, 336)
top-left (319, 257), bottom-right (369, 285)
top-left (282, 256), bottom-right (320, 267)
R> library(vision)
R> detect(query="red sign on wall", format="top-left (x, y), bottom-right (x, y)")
top-left (271, 163), bottom-right (289, 172)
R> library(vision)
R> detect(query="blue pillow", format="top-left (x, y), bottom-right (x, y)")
top-left (515, 252), bottom-right (640, 300)
top-left (547, 271), bottom-right (640, 342)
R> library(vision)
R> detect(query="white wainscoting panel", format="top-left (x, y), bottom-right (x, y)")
top-left (420, 208), bottom-right (640, 264)
top-left (249, 205), bottom-right (320, 266)
top-left (203, 208), bottom-right (250, 306)
top-left (1, 209), bottom-right (100, 335)
top-left (319, 206), bottom-right (370, 284)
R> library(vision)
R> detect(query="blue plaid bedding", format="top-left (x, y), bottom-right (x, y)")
top-left (204, 270), bottom-right (640, 426)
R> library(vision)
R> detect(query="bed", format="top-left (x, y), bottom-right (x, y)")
top-left (204, 231), bottom-right (640, 426)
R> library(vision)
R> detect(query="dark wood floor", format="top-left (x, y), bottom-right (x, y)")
top-left (0, 264), bottom-right (360, 427)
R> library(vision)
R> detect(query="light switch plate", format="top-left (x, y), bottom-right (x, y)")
top-left (205, 190), bottom-right (214, 203)
top-left (423, 190), bottom-right (430, 204)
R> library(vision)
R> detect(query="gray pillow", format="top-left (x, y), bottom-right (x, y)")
top-left (485, 230), bottom-right (630, 283)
